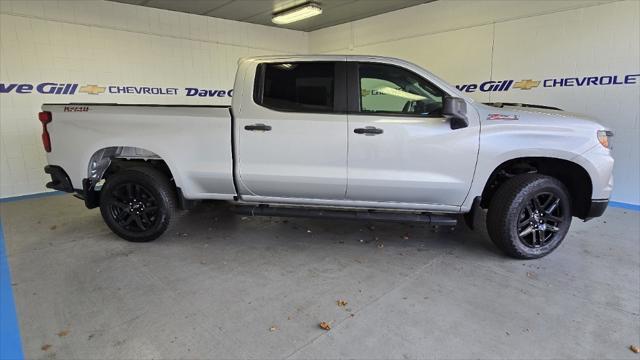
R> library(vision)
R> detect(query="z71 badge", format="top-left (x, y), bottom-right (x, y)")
top-left (487, 113), bottom-right (518, 120)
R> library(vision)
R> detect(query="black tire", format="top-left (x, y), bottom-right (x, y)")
top-left (487, 174), bottom-right (572, 259)
top-left (99, 167), bottom-right (176, 242)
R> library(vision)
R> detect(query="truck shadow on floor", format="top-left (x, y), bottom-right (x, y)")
top-left (155, 201), bottom-right (503, 259)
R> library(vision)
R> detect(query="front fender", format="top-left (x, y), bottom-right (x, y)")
top-left (463, 149), bottom-right (583, 210)
top-left (570, 144), bottom-right (614, 200)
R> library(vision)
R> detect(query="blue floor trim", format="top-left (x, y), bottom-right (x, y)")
top-left (0, 221), bottom-right (24, 360)
top-left (0, 191), bottom-right (65, 203)
top-left (610, 201), bottom-right (640, 211)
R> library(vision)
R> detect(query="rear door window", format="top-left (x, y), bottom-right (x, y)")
top-left (255, 62), bottom-right (338, 113)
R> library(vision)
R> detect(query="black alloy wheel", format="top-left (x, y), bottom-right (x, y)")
top-left (109, 183), bottom-right (159, 232)
top-left (516, 192), bottom-right (565, 248)
top-left (487, 174), bottom-right (572, 259)
top-left (100, 167), bottom-right (176, 242)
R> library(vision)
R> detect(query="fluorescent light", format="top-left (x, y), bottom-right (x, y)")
top-left (272, 2), bottom-right (322, 25)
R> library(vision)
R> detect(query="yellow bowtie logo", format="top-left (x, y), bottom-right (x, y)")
top-left (513, 79), bottom-right (540, 90)
top-left (79, 84), bottom-right (106, 95)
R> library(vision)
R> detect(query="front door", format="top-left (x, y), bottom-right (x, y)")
top-left (235, 60), bottom-right (348, 200)
top-left (346, 61), bottom-right (479, 206)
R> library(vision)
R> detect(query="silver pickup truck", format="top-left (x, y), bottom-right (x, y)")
top-left (40, 55), bottom-right (614, 259)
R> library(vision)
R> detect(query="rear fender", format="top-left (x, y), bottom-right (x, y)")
top-left (87, 146), bottom-right (164, 189)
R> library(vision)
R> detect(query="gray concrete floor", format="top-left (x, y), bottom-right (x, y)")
top-left (1, 194), bottom-right (639, 359)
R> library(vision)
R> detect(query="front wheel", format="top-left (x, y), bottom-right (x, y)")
top-left (99, 167), bottom-right (176, 242)
top-left (487, 174), bottom-right (572, 259)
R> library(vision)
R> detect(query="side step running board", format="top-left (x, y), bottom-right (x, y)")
top-left (232, 205), bottom-right (457, 226)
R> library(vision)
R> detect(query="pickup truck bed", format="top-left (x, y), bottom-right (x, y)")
top-left (43, 104), bottom-right (237, 200)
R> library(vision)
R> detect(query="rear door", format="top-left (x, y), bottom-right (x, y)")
top-left (234, 59), bottom-right (349, 200)
top-left (345, 61), bottom-right (479, 206)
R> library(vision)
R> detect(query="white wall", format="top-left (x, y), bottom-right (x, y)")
top-left (1, 0), bottom-right (638, 205)
top-left (0, 0), bottom-right (308, 198)
top-left (309, 0), bottom-right (640, 205)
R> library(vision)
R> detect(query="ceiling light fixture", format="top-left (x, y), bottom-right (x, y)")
top-left (272, 2), bottom-right (322, 25)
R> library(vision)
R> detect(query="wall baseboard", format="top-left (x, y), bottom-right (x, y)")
top-left (0, 191), bottom-right (66, 203)
top-left (609, 201), bottom-right (640, 211)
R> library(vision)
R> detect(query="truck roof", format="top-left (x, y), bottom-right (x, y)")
top-left (240, 54), bottom-right (411, 64)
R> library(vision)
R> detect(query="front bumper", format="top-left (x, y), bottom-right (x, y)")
top-left (585, 199), bottom-right (609, 220)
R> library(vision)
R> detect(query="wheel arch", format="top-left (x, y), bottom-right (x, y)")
top-left (480, 157), bottom-right (593, 219)
top-left (83, 146), bottom-right (189, 209)
top-left (87, 146), bottom-right (177, 183)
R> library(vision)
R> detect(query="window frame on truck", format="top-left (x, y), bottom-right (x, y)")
top-left (253, 61), bottom-right (347, 114)
top-left (346, 62), bottom-right (447, 118)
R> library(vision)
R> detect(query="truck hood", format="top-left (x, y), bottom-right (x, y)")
top-left (473, 102), bottom-right (611, 160)
top-left (475, 103), bottom-right (606, 131)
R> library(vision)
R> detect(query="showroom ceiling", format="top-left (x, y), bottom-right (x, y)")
top-left (109, 0), bottom-right (434, 31)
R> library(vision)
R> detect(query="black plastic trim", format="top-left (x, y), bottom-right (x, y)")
top-left (81, 178), bottom-right (100, 209)
top-left (484, 102), bottom-right (562, 111)
top-left (253, 63), bottom-right (265, 106)
top-left (229, 108), bottom-right (240, 200)
top-left (347, 110), bottom-right (446, 119)
top-left (462, 196), bottom-right (481, 230)
top-left (584, 199), bottom-right (609, 220)
top-left (233, 205), bottom-right (457, 226)
top-left (176, 187), bottom-right (198, 210)
top-left (346, 62), bottom-right (360, 113)
top-left (334, 61), bottom-right (348, 113)
top-left (44, 165), bottom-right (74, 192)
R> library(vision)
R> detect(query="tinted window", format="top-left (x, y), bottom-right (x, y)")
top-left (258, 62), bottom-right (335, 112)
top-left (359, 63), bottom-right (444, 116)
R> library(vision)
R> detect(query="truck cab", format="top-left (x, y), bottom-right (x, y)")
top-left (232, 55), bottom-right (479, 211)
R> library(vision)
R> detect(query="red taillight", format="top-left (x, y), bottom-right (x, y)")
top-left (39, 111), bottom-right (52, 152)
top-left (38, 111), bottom-right (51, 123)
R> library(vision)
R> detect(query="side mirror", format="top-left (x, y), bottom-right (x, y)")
top-left (443, 97), bottom-right (468, 130)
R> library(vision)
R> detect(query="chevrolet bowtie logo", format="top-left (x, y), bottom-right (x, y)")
top-left (513, 79), bottom-right (541, 90)
top-left (79, 84), bottom-right (106, 95)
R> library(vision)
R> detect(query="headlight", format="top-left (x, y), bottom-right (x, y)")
top-left (597, 130), bottom-right (614, 149)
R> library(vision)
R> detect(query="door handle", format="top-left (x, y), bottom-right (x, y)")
top-left (354, 126), bottom-right (383, 136)
top-left (244, 123), bottom-right (272, 131)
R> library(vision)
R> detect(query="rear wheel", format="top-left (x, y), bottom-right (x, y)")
top-left (487, 174), bottom-right (572, 259)
top-left (100, 167), bottom-right (176, 242)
